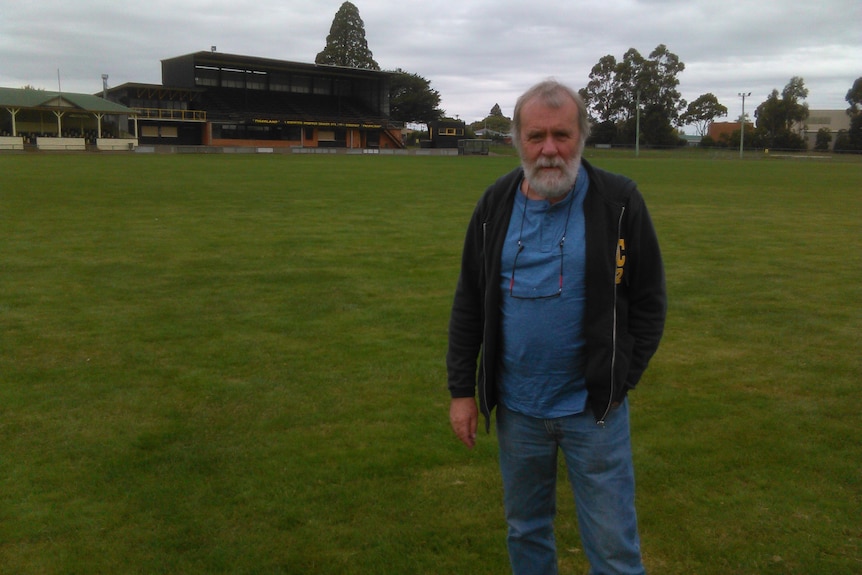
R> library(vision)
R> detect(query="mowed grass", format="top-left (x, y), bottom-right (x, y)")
top-left (1, 151), bottom-right (859, 574)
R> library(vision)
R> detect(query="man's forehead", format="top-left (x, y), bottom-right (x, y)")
top-left (521, 99), bottom-right (579, 129)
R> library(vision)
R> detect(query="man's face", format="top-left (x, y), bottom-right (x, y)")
top-left (518, 96), bottom-right (583, 198)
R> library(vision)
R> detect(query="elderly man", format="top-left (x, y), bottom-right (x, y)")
top-left (447, 79), bottom-right (666, 575)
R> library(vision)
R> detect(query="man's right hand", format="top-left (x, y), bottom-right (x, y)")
top-left (449, 397), bottom-right (479, 449)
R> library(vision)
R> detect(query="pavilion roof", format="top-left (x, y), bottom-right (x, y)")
top-left (0, 87), bottom-right (135, 114)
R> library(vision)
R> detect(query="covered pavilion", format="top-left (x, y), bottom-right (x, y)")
top-left (0, 87), bottom-right (138, 151)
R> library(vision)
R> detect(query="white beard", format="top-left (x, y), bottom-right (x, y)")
top-left (522, 154), bottom-right (581, 199)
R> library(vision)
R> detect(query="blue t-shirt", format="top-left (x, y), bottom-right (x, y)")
top-left (498, 167), bottom-right (589, 418)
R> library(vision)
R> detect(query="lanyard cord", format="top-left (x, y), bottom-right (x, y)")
top-left (510, 184), bottom-right (576, 295)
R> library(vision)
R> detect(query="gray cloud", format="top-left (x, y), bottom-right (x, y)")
top-left (1, 0), bottom-right (858, 125)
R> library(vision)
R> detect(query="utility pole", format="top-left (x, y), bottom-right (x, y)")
top-left (738, 92), bottom-right (751, 159)
top-left (635, 90), bottom-right (641, 158)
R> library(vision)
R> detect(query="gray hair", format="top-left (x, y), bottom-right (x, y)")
top-left (511, 79), bottom-right (591, 154)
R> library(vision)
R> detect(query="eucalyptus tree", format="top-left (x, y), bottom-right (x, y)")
top-left (843, 77), bottom-right (862, 151)
top-left (642, 44), bottom-right (687, 124)
top-left (580, 44), bottom-right (687, 146)
top-left (582, 55), bottom-right (622, 124)
top-left (681, 93), bottom-right (728, 137)
top-left (846, 76), bottom-right (862, 116)
top-left (754, 76), bottom-right (809, 149)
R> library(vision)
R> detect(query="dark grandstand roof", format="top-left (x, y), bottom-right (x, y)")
top-left (105, 82), bottom-right (205, 105)
top-left (109, 82), bottom-right (205, 94)
top-left (0, 87), bottom-right (135, 114)
top-left (162, 51), bottom-right (391, 76)
top-left (162, 51), bottom-right (392, 80)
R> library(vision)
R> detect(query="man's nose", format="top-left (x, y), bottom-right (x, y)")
top-left (540, 136), bottom-right (559, 155)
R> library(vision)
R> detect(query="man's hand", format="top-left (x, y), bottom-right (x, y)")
top-left (449, 397), bottom-right (478, 449)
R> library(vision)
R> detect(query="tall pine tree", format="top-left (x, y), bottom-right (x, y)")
top-left (315, 2), bottom-right (379, 70)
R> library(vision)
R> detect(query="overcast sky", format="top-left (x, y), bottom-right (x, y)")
top-left (2, 0), bottom-right (859, 128)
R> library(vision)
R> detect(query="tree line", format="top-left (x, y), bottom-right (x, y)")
top-left (319, 2), bottom-right (862, 152)
top-left (578, 46), bottom-right (862, 152)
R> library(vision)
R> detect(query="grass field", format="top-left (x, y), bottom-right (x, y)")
top-left (1, 150), bottom-right (860, 574)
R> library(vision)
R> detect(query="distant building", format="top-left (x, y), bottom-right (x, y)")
top-left (427, 119), bottom-right (466, 148)
top-left (707, 111), bottom-right (851, 151)
top-left (796, 109), bottom-right (851, 151)
top-left (707, 121), bottom-right (747, 142)
top-left (680, 134), bottom-right (701, 147)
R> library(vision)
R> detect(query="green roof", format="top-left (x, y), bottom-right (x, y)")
top-left (0, 87), bottom-right (135, 114)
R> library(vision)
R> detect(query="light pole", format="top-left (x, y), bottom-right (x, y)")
top-left (738, 92), bottom-right (750, 159)
top-left (635, 90), bottom-right (641, 157)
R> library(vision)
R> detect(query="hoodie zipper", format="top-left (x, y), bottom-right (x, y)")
top-left (597, 205), bottom-right (626, 426)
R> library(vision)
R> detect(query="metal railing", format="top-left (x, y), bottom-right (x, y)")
top-left (134, 108), bottom-right (207, 121)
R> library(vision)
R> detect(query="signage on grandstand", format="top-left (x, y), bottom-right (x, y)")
top-left (253, 118), bottom-right (382, 129)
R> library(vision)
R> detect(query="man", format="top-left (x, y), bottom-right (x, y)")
top-left (446, 79), bottom-right (666, 575)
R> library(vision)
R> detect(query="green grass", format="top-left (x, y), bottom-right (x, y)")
top-left (1, 151), bottom-right (860, 574)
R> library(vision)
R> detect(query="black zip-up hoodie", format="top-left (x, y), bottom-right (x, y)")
top-left (447, 159), bottom-right (666, 428)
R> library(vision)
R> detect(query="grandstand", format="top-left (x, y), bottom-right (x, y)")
top-left (105, 51), bottom-right (404, 150)
top-left (0, 87), bottom-right (137, 151)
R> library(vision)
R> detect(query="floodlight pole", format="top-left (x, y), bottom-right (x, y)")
top-left (635, 90), bottom-right (641, 158)
top-left (738, 92), bottom-right (750, 159)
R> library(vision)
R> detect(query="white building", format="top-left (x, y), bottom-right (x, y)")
top-left (798, 109), bottom-right (851, 150)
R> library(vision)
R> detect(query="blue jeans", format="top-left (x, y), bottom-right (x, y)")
top-left (496, 401), bottom-right (645, 575)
